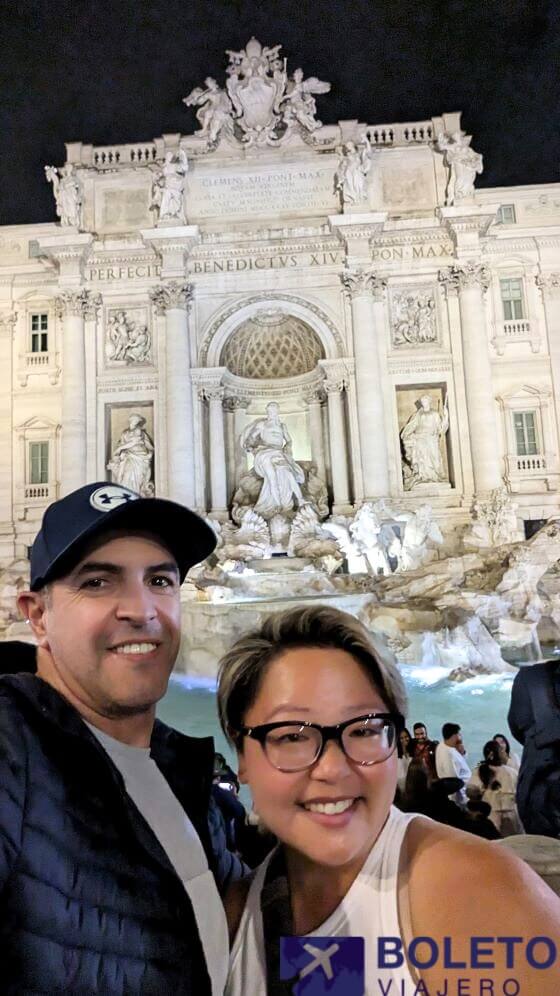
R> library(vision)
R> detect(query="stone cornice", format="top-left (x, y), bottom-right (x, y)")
top-left (150, 282), bottom-right (193, 314)
top-left (437, 205), bottom-right (498, 239)
top-left (329, 212), bottom-right (387, 244)
top-left (481, 239), bottom-right (539, 255)
top-left (388, 357), bottom-right (453, 375)
top-left (98, 378), bottom-right (158, 394)
top-left (192, 239), bottom-right (342, 261)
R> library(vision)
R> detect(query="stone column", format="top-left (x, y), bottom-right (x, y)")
top-left (150, 282), bottom-right (195, 506)
top-left (56, 290), bottom-right (101, 495)
top-left (439, 263), bottom-right (502, 493)
top-left (536, 273), bottom-right (560, 434)
top-left (0, 313), bottom-right (16, 557)
top-left (341, 268), bottom-right (390, 498)
top-left (305, 390), bottom-right (327, 483)
top-left (205, 384), bottom-right (228, 519)
top-left (323, 368), bottom-right (350, 511)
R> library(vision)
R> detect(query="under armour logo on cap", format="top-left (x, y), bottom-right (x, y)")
top-left (89, 485), bottom-right (140, 512)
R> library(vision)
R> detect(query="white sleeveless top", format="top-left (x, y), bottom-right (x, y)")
top-left (227, 806), bottom-right (420, 996)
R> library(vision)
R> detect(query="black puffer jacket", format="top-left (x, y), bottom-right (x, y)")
top-left (0, 674), bottom-right (243, 995)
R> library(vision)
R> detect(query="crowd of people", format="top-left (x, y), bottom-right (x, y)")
top-left (395, 720), bottom-right (523, 838)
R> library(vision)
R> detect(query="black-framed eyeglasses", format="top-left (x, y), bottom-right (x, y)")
top-left (239, 713), bottom-right (403, 772)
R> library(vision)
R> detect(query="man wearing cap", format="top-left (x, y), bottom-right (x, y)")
top-left (0, 482), bottom-right (244, 995)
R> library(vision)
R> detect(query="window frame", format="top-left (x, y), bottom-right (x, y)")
top-left (28, 440), bottom-right (49, 485)
top-left (499, 277), bottom-right (525, 321)
top-left (29, 312), bottom-right (49, 354)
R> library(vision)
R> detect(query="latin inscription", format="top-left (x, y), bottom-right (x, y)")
top-left (188, 165), bottom-right (338, 219)
top-left (372, 243), bottom-right (454, 262)
top-left (87, 263), bottom-right (161, 281)
top-left (191, 250), bottom-right (344, 274)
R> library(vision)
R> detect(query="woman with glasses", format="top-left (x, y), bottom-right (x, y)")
top-left (218, 605), bottom-right (560, 996)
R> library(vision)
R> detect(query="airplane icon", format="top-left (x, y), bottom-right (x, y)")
top-left (298, 942), bottom-right (340, 981)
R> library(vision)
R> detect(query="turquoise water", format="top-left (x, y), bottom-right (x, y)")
top-left (156, 668), bottom-right (518, 802)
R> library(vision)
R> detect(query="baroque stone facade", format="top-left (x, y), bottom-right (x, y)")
top-left (1, 35), bottom-right (560, 570)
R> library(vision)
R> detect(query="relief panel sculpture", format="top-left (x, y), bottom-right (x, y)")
top-left (390, 287), bottom-right (438, 347)
top-left (105, 309), bottom-right (152, 365)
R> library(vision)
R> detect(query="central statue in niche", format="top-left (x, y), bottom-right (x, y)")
top-left (240, 402), bottom-right (306, 517)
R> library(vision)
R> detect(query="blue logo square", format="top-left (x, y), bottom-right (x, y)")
top-left (280, 936), bottom-right (365, 995)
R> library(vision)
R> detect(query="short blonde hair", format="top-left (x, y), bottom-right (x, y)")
top-left (217, 604), bottom-right (407, 744)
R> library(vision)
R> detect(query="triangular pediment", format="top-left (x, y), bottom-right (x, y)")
top-left (498, 384), bottom-right (550, 403)
top-left (15, 416), bottom-right (60, 432)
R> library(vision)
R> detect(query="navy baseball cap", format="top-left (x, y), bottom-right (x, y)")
top-left (29, 482), bottom-right (217, 590)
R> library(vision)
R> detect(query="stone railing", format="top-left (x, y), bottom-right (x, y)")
top-left (492, 319), bottom-right (540, 356)
top-left (506, 454), bottom-right (547, 475)
top-left (16, 482), bottom-right (56, 504)
top-left (503, 319), bottom-right (531, 338)
top-left (64, 111), bottom-right (462, 169)
top-left (67, 141), bottom-right (160, 169)
top-left (25, 351), bottom-right (49, 368)
top-left (365, 120), bottom-right (434, 146)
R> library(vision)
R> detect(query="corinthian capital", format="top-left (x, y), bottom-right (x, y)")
top-left (320, 358), bottom-right (349, 393)
top-left (0, 312), bottom-right (17, 335)
top-left (536, 272), bottom-right (560, 295)
top-left (438, 262), bottom-right (490, 295)
top-left (150, 281), bottom-right (193, 314)
top-left (341, 268), bottom-right (386, 301)
top-left (55, 289), bottom-right (102, 319)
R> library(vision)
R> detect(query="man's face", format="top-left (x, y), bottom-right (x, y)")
top-left (414, 725), bottom-right (427, 743)
top-left (25, 534), bottom-right (181, 720)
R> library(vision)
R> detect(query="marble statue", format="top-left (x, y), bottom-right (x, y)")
top-left (44, 164), bottom-right (82, 228)
top-left (401, 394), bottom-right (449, 489)
top-left (289, 505), bottom-right (341, 563)
top-left (220, 509), bottom-right (271, 563)
top-left (281, 67), bottom-right (330, 131)
top-left (322, 517), bottom-right (367, 573)
top-left (392, 291), bottom-right (437, 346)
top-left (305, 463), bottom-right (329, 519)
top-left (395, 504), bottom-right (443, 572)
top-left (185, 38), bottom-right (330, 148)
top-left (106, 311), bottom-right (151, 364)
top-left (107, 414), bottom-right (154, 497)
top-left (154, 150), bottom-right (188, 224)
top-left (349, 503), bottom-right (392, 575)
top-left (464, 488), bottom-right (519, 549)
top-left (334, 136), bottom-right (372, 206)
top-left (437, 130), bottom-right (483, 205)
top-left (183, 77), bottom-right (232, 146)
top-left (240, 402), bottom-right (305, 518)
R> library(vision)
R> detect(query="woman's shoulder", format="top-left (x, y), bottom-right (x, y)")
top-left (405, 816), bottom-right (560, 922)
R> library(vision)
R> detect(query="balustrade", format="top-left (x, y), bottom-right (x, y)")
top-left (91, 143), bottom-right (158, 169)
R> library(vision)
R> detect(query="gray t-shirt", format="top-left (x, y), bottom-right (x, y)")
top-left (87, 723), bottom-right (228, 996)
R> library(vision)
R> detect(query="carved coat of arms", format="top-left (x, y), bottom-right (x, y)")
top-left (184, 37), bottom-right (330, 148)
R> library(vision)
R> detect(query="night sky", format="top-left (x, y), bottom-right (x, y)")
top-left (1, 0), bottom-right (559, 226)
